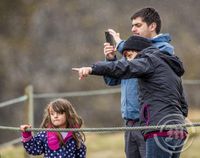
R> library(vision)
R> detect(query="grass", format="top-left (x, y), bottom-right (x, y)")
top-left (1, 132), bottom-right (200, 158)
top-left (86, 133), bottom-right (124, 158)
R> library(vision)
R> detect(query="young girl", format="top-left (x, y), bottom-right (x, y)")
top-left (20, 98), bottom-right (86, 158)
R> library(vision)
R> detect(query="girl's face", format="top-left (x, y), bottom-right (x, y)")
top-left (49, 106), bottom-right (67, 128)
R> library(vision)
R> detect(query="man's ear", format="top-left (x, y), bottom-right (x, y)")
top-left (149, 22), bottom-right (157, 32)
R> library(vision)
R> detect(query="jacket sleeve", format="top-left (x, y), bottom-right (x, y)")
top-left (103, 76), bottom-right (121, 86)
top-left (103, 56), bottom-right (121, 86)
top-left (116, 40), bottom-right (125, 54)
top-left (91, 57), bottom-right (154, 79)
top-left (22, 132), bottom-right (45, 155)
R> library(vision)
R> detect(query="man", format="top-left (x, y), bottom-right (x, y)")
top-left (103, 7), bottom-right (174, 158)
top-left (72, 35), bottom-right (188, 158)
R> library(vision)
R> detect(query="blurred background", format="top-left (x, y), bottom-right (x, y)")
top-left (0, 0), bottom-right (200, 157)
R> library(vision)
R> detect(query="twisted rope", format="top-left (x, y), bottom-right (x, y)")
top-left (0, 122), bottom-right (200, 133)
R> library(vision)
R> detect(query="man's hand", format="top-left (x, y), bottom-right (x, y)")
top-left (104, 29), bottom-right (121, 60)
top-left (104, 42), bottom-right (116, 60)
top-left (108, 29), bottom-right (121, 44)
top-left (72, 67), bottom-right (92, 80)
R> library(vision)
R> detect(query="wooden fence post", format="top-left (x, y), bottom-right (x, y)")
top-left (25, 85), bottom-right (34, 126)
top-left (24, 85), bottom-right (34, 158)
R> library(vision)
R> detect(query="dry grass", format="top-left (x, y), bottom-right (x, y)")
top-left (187, 108), bottom-right (200, 121)
top-left (86, 133), bottom-right (124, 158)
top-left (181, 134), bottom-right (200, 158)
top-left (1, 132), bottom-right (200, 158)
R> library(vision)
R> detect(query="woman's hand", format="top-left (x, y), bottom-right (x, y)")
top-left (72, 67), bottom-right (92, 80)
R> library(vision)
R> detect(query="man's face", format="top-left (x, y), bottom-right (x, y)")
top-left (131, 17), bottom-right (154, 38)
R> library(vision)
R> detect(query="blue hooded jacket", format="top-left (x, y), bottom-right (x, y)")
top-left (104, 33), bottom-right (174, 120)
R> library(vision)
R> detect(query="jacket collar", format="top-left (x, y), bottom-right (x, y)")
top-left (47, 131), bottom-right (73, 150)
top-left (151, 33), bottom-right (172, 43)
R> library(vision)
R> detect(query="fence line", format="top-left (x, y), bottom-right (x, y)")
top-left (183, 80), bottom-right (200, 84)
top-left (0, 121), bottom-right (199, 149)
top-left (0, 95), bottom-right (28, 108)
top-left (0, 80), bottom-right (200, 150)
top-left (0, 88), bottom-right (120, 109)
top-left (33, 88), bottom-right (120, 99)
top-left (33, 80), bottom-right (200, 99)
top-left (0, 122), bottom-right (200, 133)
top-left (0, 80), bottom-right (199, 106)
top-left (0, 138), bottom-right (21, 148)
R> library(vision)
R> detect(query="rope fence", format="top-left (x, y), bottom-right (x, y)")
top-left (0, 80), bottom-right (200, 149)
top-left (0, 122), bottom-right (200, 133)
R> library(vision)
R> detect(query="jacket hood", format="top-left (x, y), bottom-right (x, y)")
top-left (157, 52), bottom-right (184, 76)
top-left (139, 47), bottom-right (185, 77)
top-left (151, 33), bottom-right (171, 43)
top-left (151, 33), bottom-right (174, 55)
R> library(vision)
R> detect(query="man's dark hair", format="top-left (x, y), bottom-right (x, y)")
top-left (131, 7), bottom-right (161, 34)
